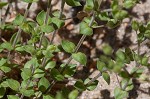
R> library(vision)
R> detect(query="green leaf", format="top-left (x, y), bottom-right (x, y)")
top-left (1, 42), bottom-right (13, 51)
top-left (113, 10), bottom-right (128, 20)
top-left (36, 10), bottom-right (46, 25)
top-left (38, 77), bottom-right (50, 92)
top-left (123, 0), bottom-right (137, 9)
top-left (21, 22), bottom-right (33, 33)
top-left (114, 87), bottom-right (128, 99)
top-left (52, 17), bottom-right (65, 29)
top-left (116, 50), bottom-right (125, 61)
top-left (97, 61), bottom-right (106, 72)
top-left (65, 0), bottom-right (81, 6)
top-left (131, 67), bottom-right (144, 78)
top-left (94, 0), bottom-right (102, 11)
top-left (84, 78), bottom-right (98, 91)
top-left (0, 58), bottom-right (7, 66)
top-left (102, 44), bottom-right (113, 55)
top-left (21, 80), bottom-right (34, 89)
top-left (40, 25), bottom-right (54, 33)
top-left (139, 24), bottom-right (146, 34)
top-left (84, 0), bottom-right (94, 11)
top-left (43, 95), bottom-right (54, 99)
top-left (80, 22), bottom-right (93, 36)
top-left (74, 80), bottom-right (86, 91)
top-left (45, 61), bottom-right (56, 70)
top-left (111, 0), bottom-right (119, 11)
top-left (102, 72), bottom-right (110, 85)
top-left (121, 79), bottom-right (133, 91)
top-left (43, 51), bottom-right (54, 59)
top-left (42, 36), bottom-right (49, 48)
top-left (0, 87), bottom-right (6, 98)
top-left (62, 87), bottom-right (70, 98)
top-left (51, 68), bottom-right (64, 81)
top-left (13, 14), bottom-right (24, 26)
top-left (55, 91), bottom-right (65, 99)
top-left (61, 40), bottom-right (75, 53)
top-left (0, 66), bottom-right (11, 73)
top-left (52, 10), bottom-right (66, 19)
top-left (0, 2), bottom-right (8, 9)
top-left (138, 33), bottom-right (145, 42)
top-left (141, 56), bottom-right (149, 66)
top-left (62, 64), bottom-right (76, 78)
top-left (7, 79), bottom-right (20, 91)
top-left (144, 30), bottom-right (150, 39)
top-left (132, 20), bottom-right (139, 31)
top-left (20, 88), bottom-right (34, 97)
top-left (21, 68), bottom-right (32, 80)
top-left (1, 81), bottom-right (9, 88)
top-left (7, 95), bottom-right (19, 99)
top-left (72, 52), bottom-right (87, 65)
top-left (107, 19), bottom-right (120, 28)
top-left (24, 58), bottom-right (39, 68)
top-left (98, 12), bottom-right (110, 21)
top-left (24, 45), bottom-right (36, 55)
top-left (119, 71), bottom-right (129, 78)
top-left (68, 90), bottom-right (79, 99)
top-left (33, 69), bottom-right (45, 78)
top-left (46, 45), bottom-right (57, 52)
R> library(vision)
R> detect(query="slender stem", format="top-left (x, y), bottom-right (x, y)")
top-left (1, 0), bottom-right (12, 25)
top-left (136, 31), bottom-right (140, 67)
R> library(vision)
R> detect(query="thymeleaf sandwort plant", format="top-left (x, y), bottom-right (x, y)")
top-left (0, 0), bottom-right (149, 99)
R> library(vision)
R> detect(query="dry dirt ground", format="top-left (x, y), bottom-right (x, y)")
top-left (1, 0), bottom-right (150, 99)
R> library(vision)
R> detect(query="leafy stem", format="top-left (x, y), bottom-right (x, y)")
top-left (39, 0), bottom-right (52, 48)
top-left (44, 11), bottom-right (97, 95)
top-left (49, 0), bottom-right (65, 44)
top-left (20, 65), bottom-right (35, 99)
top-left (7, 3), bottom-right (32, 61)
top-left (61, 11), bottom-right (96, 73)
top-left (41, 0), bottom-right (65, 67)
